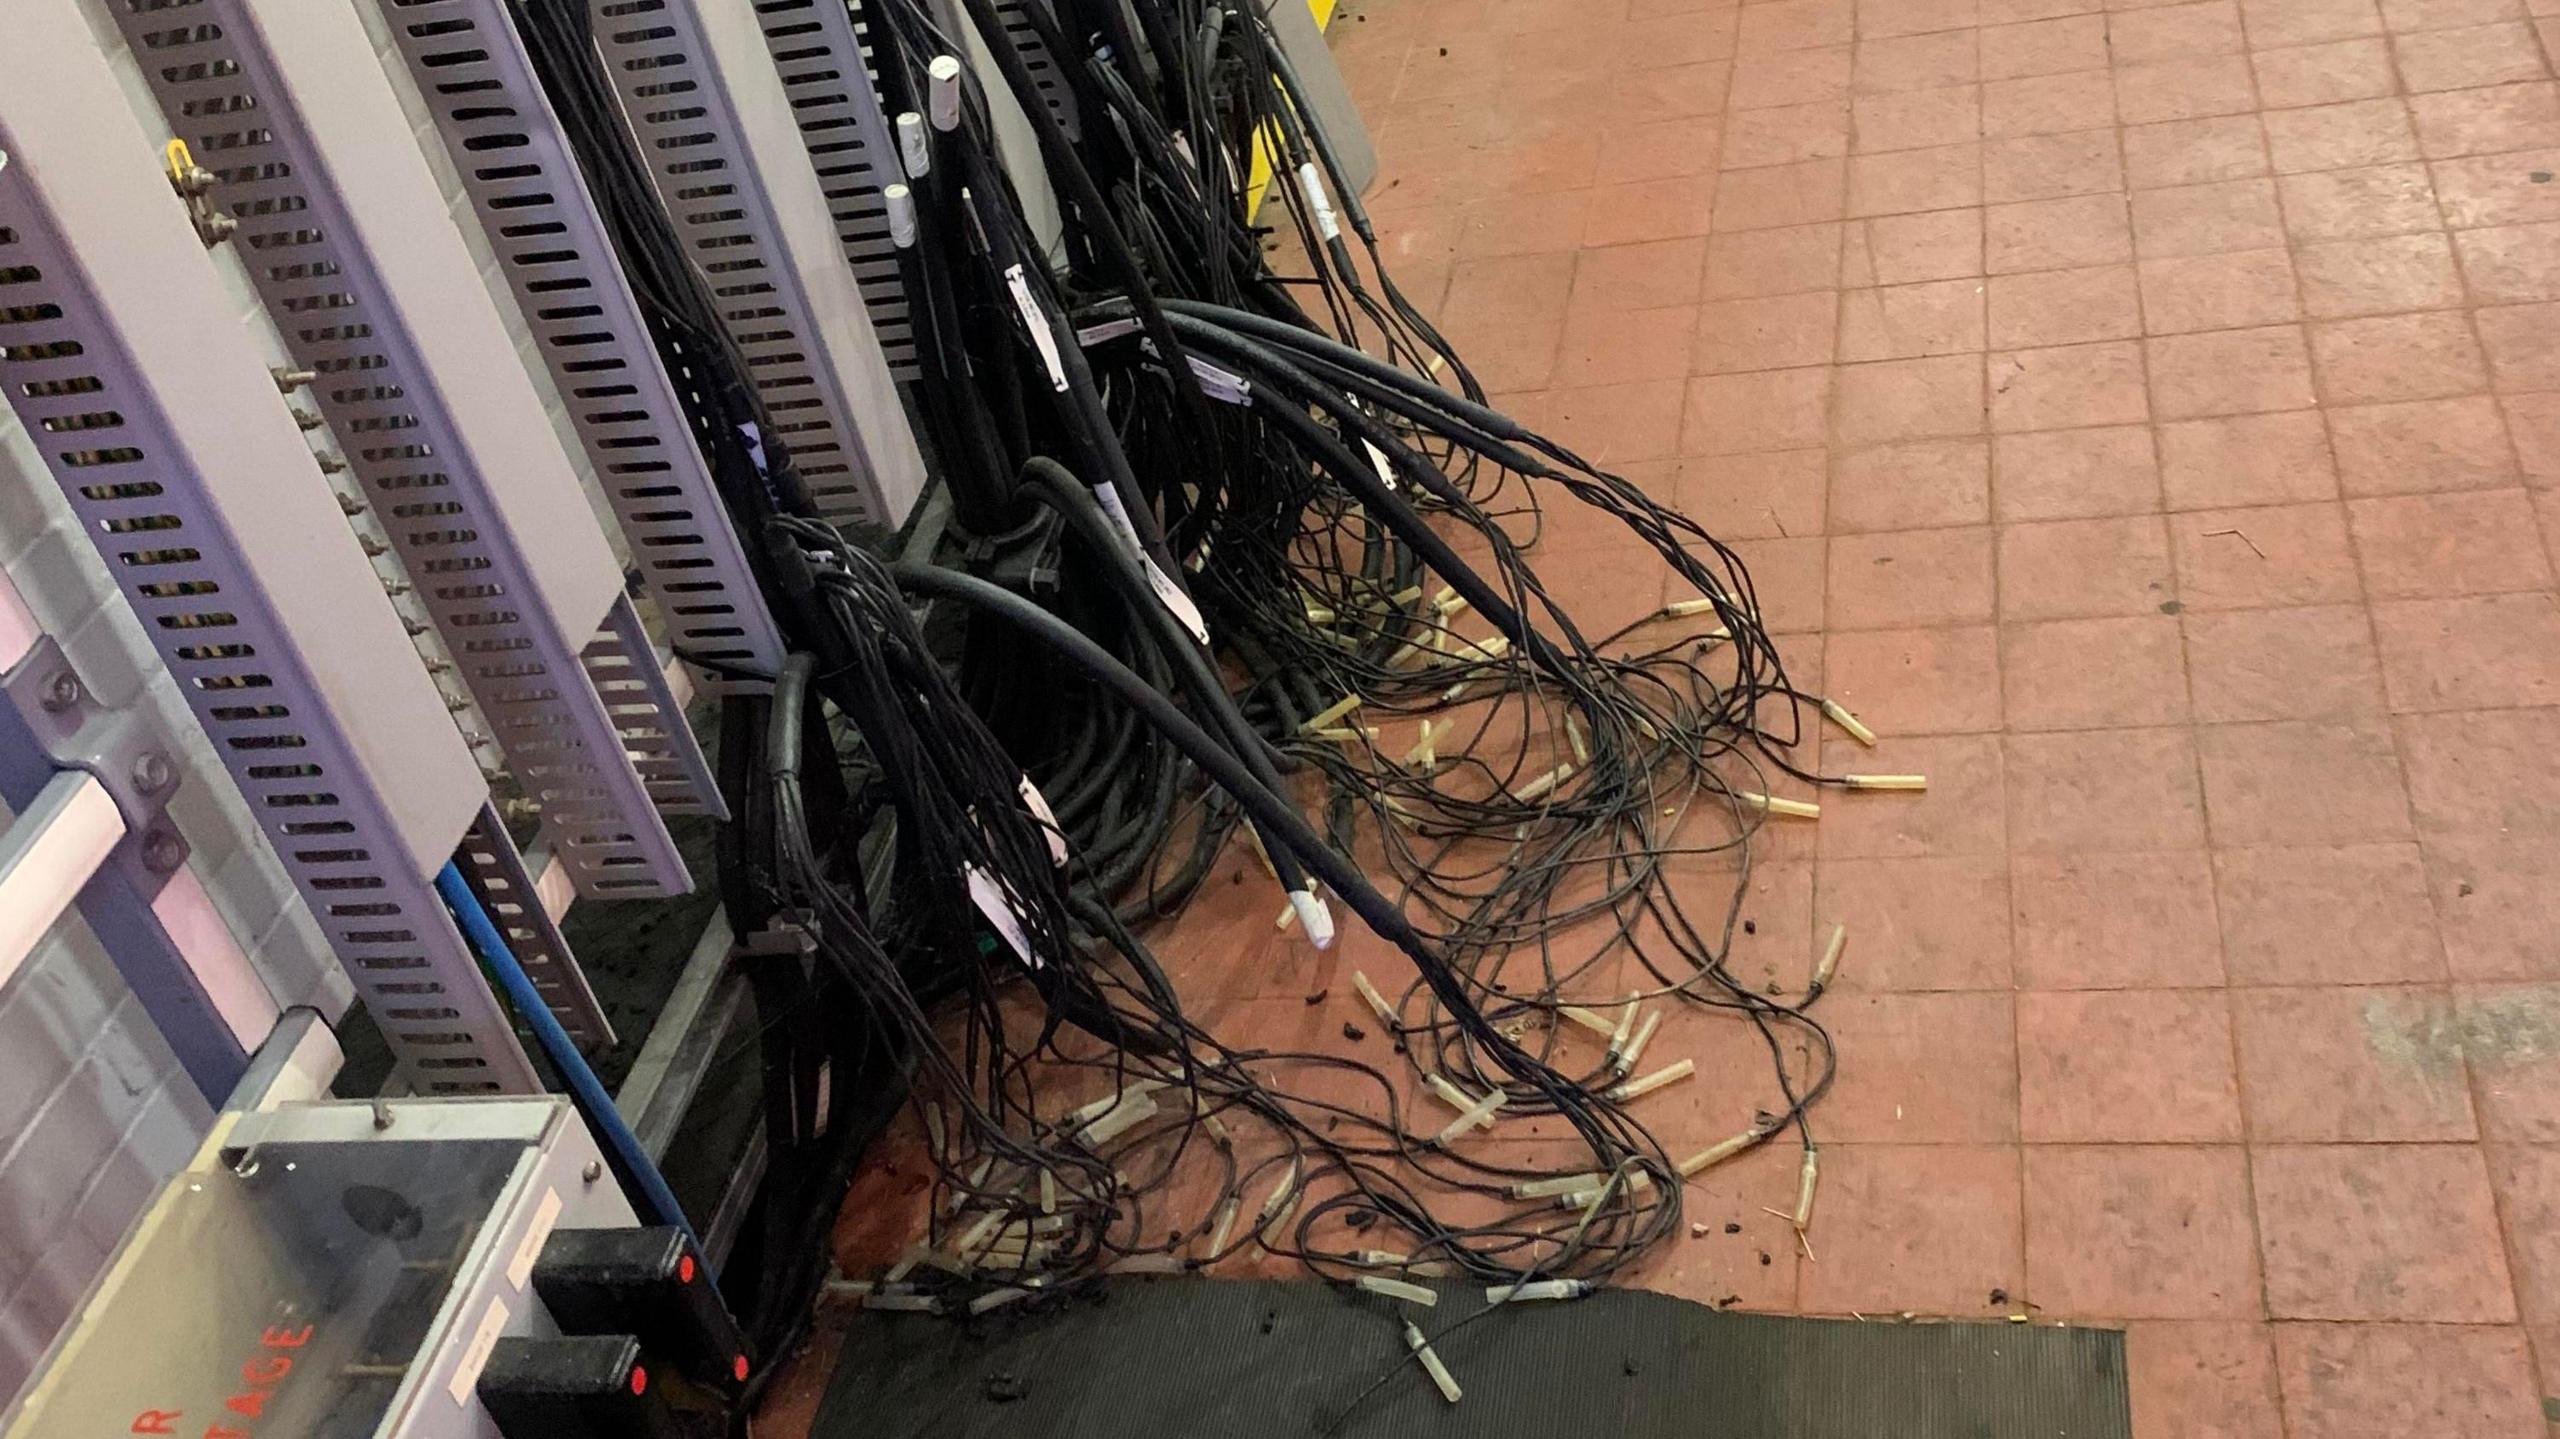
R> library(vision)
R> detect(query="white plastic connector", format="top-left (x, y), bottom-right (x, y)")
top-left (1607, 995), bottom-right (1640, 1061)
top-left (1077, 1092), bottom-right (1160, 1148)
top-left (1509, 1171), bottom-right (1607, 1199)
top-left (1619, 1011), bottom-right (1664, 1073)
top-left (1301, 694), bottom-right (1364, 733)
top-left (1606, 1058), bottom-right (1696, 1103)
top-left (1257, 1159), bottom-right (1304, 1235)
top-left (1425, 1073), bottom-right (1484, 1112)
top-left (1353, 1248), bottom-right (1411, 1268)
top-left (1793, 1148), bottom-right (1821, 1230)
top-left (1109, 1255), bottom-right (1186, 1276)
top-left (970, 1286), bottom-right (1032, 1314)
top-left (1821, 697), bottom-right (1878, 747)
top-left (1514, 762), bottom-right (1574, 804)
top-left (1485, 1279), bottom-right (1589, 1304)
top-left (1405, 1323), bottom-right (1463, 1404)
top-left (1290, 887), bottom-right (1337, 950)
top-left (927, 55), bottom-right (965, 131)
top-left (1357, 1274), bottom-right (1439, 1306)
top-left (1740, 791), bottom-right (1822, 819)
top-left (884, 183), bottom-right (918, 249)
top-left (1297, 160), bottom-right (1343, 242)
top-left (1842, 774), bottom-right (1928, 791)
top-left (1401, 719), bottom-right (1442, 770)
top-left (897, 112), bottom-right (930, 179)
top-left (1040, 1168), bottom-right (1057, 1216)
top-left (1567, 714), bottom-right (1590, 764)
top-left (1559, 1005), bottom-right (1619, 1038)
top-left (1432, 1089), bottom-right (1506, 1145)
top-left (1203, 1197), bottom-right (1241, 1257)
top-left (1067, 1080), bottom-right (1163, 1128)
top-left (1814, 923), bottom-right (1847, 992)
top-left (1555, 1171), bottom-right (1654, 1210)
top-left (1352, 971), bottom-right (1400, 1029)
top-left (1677, 1126), bottom-right (1767, 1177)
top-left (1662, 597), bottom-right (1723, 619)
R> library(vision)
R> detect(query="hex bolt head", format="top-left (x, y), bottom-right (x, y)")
top-left (141, 830), bottom-right (185, 872)
top-left (132, 751), bottom-right (174, 791)
top-left (40, 670), bottom-right (82, 712)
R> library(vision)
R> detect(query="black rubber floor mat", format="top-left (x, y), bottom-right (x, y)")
top-left (812, 1279), bottom-right (2130, 1438)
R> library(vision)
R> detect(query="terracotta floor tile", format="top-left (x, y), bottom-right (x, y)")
top-left (1727, 99), bottom-right (1855, 170)
top-left (2158, 411), bottom-right (2341, 510)
top-left (1673, 449), bottom-right (1831, 538)
top-left (2273, 1323), bottom-right (2546, 1439)
top-left (2241, 0), bottom-right (2386, 46)
top-left (2475, 299), bottom-right (2560, 391)
top-left (1853, 29), bottom-right (1984, 94)
top-left (2234, 984), bottom-right (2479, 1138)
top-left (2253, 36), bottom-right (2401, 107)
top-left (1986, 193), bottom-right (2138, 273)
top-left (1860, 0), bottom-right (1983, 40)
top-left (2262, 97), bottom-right (2426, 173)
top-left (1722, 534), bottom-right (1834, 632)
top-left (2150, 325), bottom-right (2321, 418)
top-left (1844, 141), bottom-right (1987, 218)
top-left (1574, 236), bottom-right (1712, 311)
top-left (2013, 850), bottom-right (2230, 987)
top-left (2309, 311), bottom-right (2492, 404)
top-left (2007, 726), bottom-right (2210, 850)
top-left (2410, 81), bottom-right (2560, 159)
top-left (1995, 423), bottom-right (2165, 520)
top-left (2003, 614), bottom-right (2193, 728)
top-left (2197, 717), bottom-right (2415, 844)
top-left (2454, 220), bottom-right (2560, 306)
top-left (2350, 487), bottom-right (2555, 598)
top-left (1981, 14), bottom-right (2112, 77)
top-left (1821, 623), bottom-right (2008, 732)
top-left (1829, 526), bottom-right (2000, 628)
top-left (2133, 178), bottom-right (2292, 258)
top-left (2139, 247), bottom-right (2307, 332)
top-left (2430, 148), bottom-right (2560, 229)
top-left (1632, 1140), bottom-right (1805, 1309)
top-left (2377, 0), bottom-right (2525, 32)
top-left (2253, 1143), bottom-right (2517, 1320)
top-left (1851, 86), bottom-right (1985, 154)
top-left (1712, 156), bottom-right (1852, 230)
top-left (2488, 1144), bottom-right (2560, 1324)
top-left (1705, 222), bottom-right (1845, 297)
top-left (1835, 278), bottom-right (1987, 361)
top-left (2123, 115), bottom-right (2276, 188)
top-left (1833, 353), bottom-right (1989, 444)
top-left (2000, 513), bottom-right (2180, 618)
top-left (1694, 292), bottom-right (1844, 373)
top-left (2123, 1321), bottom-right (2287, 1439)
top-left (2427, 834), bottom-right (2560, 978)
top-left (2216, 840), bottom-right (2448, 982)
top-left (2393, 20), bottom-right (2554, 90)
top-left (1684, 366), bottom-right (1835, 453)
top-left (1990, 339), bottom-right (2156, 430)
top-left (1830, 438), bottom-right (1994, 530)
top-left (2168, 501), bottom-right (2363, 609)
top-left (1795, 1144), bottom-right (2026, 1314)
top-left (2019, 991), bottom-right (2246, 1139)
top-left (1812, 854), bottom-right (2015, 989)
top-left (2112, 0), bottom-right (2252, 59)
top-left (2025, 1145), bottom-right (2264, 1315)
top-left (2374, 592), bottom-right (2560, 711)
top-left (1984, 129), bottom-right (2130, 201)
top-left (1817, 732), bottom-right (2010, 856)
top-left (1985, 69), bottom-right (2124, 137)
top-left (2399, 705), bottom-right (2560, 837)
top-left (2502, 389), bottom-right (2560, 480)
top-left (2183, 603), bottom-right (2386, 722)
top-left (2463, 986), bottom-right (2560, 1139)
top-left (1844, 209), bottom-right (1987, 284)
top-left (2276, 161), bottom-right (2447, 239)
top-left (2294, 233), bottom-right (2469, 319)
top-left (2328, 395), bottom-right (2522, 494)
top-left (1815, 991), bottom-right (2022, 1140)
top-left (1599, 116), bottom-right (1730, 185)
top-left (1554, 305), bottom-right (1701, 388)
top-left (1990, 263), bottom-right (2148, 346)
top-left (1737, 0), bottom-right (1855, 55)
top-left (2118, 55), bottom-right (2264, 124)
top-left (1532, 379), bottom-right (1690, 463)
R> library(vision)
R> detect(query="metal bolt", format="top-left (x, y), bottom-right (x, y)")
top-left (292, 408), bottom-right (323, 432)
top-left (581, 1160), bottom-right (603, 1184)
top-left (318, 455), bottom-right (349, 475)
top-left (40, 670), bottom-right (81, 712)
top-left (371, 1099), bottom-right (395, 1131)
top-left (335, 490), bottom-right (364, 514)
top-left (132, 751), bottom-right (173, 791)
top-left (272, 367), bottom-right (317, 393)
top-left (141, 830), bottom-right (185, 872)
top-left (199, 211), bottom-right (237, 244)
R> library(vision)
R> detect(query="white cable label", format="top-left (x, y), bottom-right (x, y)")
top-left (1095, 482), bottom-right (1212, 644)
top-left (1363, 438), bottom-right (1397, 491)
top-left (1072, 320), bottom-right (1250, 404)
top-left (1005, 263), bottom-right (1069, 392)
top-left (964, 864), bottom-right (1039, 968)
top-left (1298, 161), bottom-right (1342, 242)
top-left (1019, 775), bottom-right (1068, 865)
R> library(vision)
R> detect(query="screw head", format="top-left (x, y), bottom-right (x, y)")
top-left (141, 830), bottom-right (185, 872)
top-left (40, 670), bottom-right (81, 712)
top-left (581, 1160), bottom-right (603, 1184)
top-left (132, 751), bottom-right (173, 791)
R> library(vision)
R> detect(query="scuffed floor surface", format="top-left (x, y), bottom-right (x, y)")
top-left (774, 0), bottom-right (2560, 1435)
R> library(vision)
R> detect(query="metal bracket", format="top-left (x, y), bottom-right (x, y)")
top-left (0, 635), bottom-right (188, 896)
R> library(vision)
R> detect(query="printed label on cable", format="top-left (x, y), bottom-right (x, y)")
top-left (1363, 438), bottom-right (1398, 491)
top-left (1297, 161), bottom-right (1342, 242)
top-left (1187, 357), bottom-right (1252, 405)
top-left (964, 864), bottom-right (1039, 968)
top-left (1018, 774), bottom-right (1068, 865)
top-left (1075, 317), bottom-right (1142, 347)
top-left (1005, 263), bottom-right (1070, 392)
top-left (1095, 482), bottom-right (1212, 644)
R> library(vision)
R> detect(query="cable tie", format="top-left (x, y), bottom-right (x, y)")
top-left (1739, 791), bottom-right (1821, 819)
top-left (1404, 1322), bottom-right (1463, 1404)
top-left (1604, 1058), bottom-right (1694, 1103)
top-left (1820, 697), bottom-right (1878, 747)
top-left (1842, 774), bottom-right (1927, 791)
top-left (1357, 1275), bottom-right (1438, 1307)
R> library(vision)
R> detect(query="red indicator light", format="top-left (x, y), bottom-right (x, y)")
top-left (629, 1365), bottom-right (648, 1396)
top-left (733, 1354), bottom-right (750, 1382)
top-left (678, 1255), bottom-right (696, 1284)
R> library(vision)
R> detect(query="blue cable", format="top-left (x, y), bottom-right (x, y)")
top-left (434, 862), bottom-right (706, 1262)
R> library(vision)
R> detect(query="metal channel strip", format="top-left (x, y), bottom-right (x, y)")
top-left (991, 0), bottom-right (1084, 140)
top-left (109, 0), bottom-right (694, 901)
top-left (455, 800), bottom-right (613, 1049)
top-left (0, 143), bottom-right (539, 1095)
top-left (586, 0), bottom-right (906, 528)
top-left (374, 0), bottom-right (789, 696)
top-left (583, 593), bottom-right (725, 817)
top-left (748, 0), bottom-right (918, 380)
